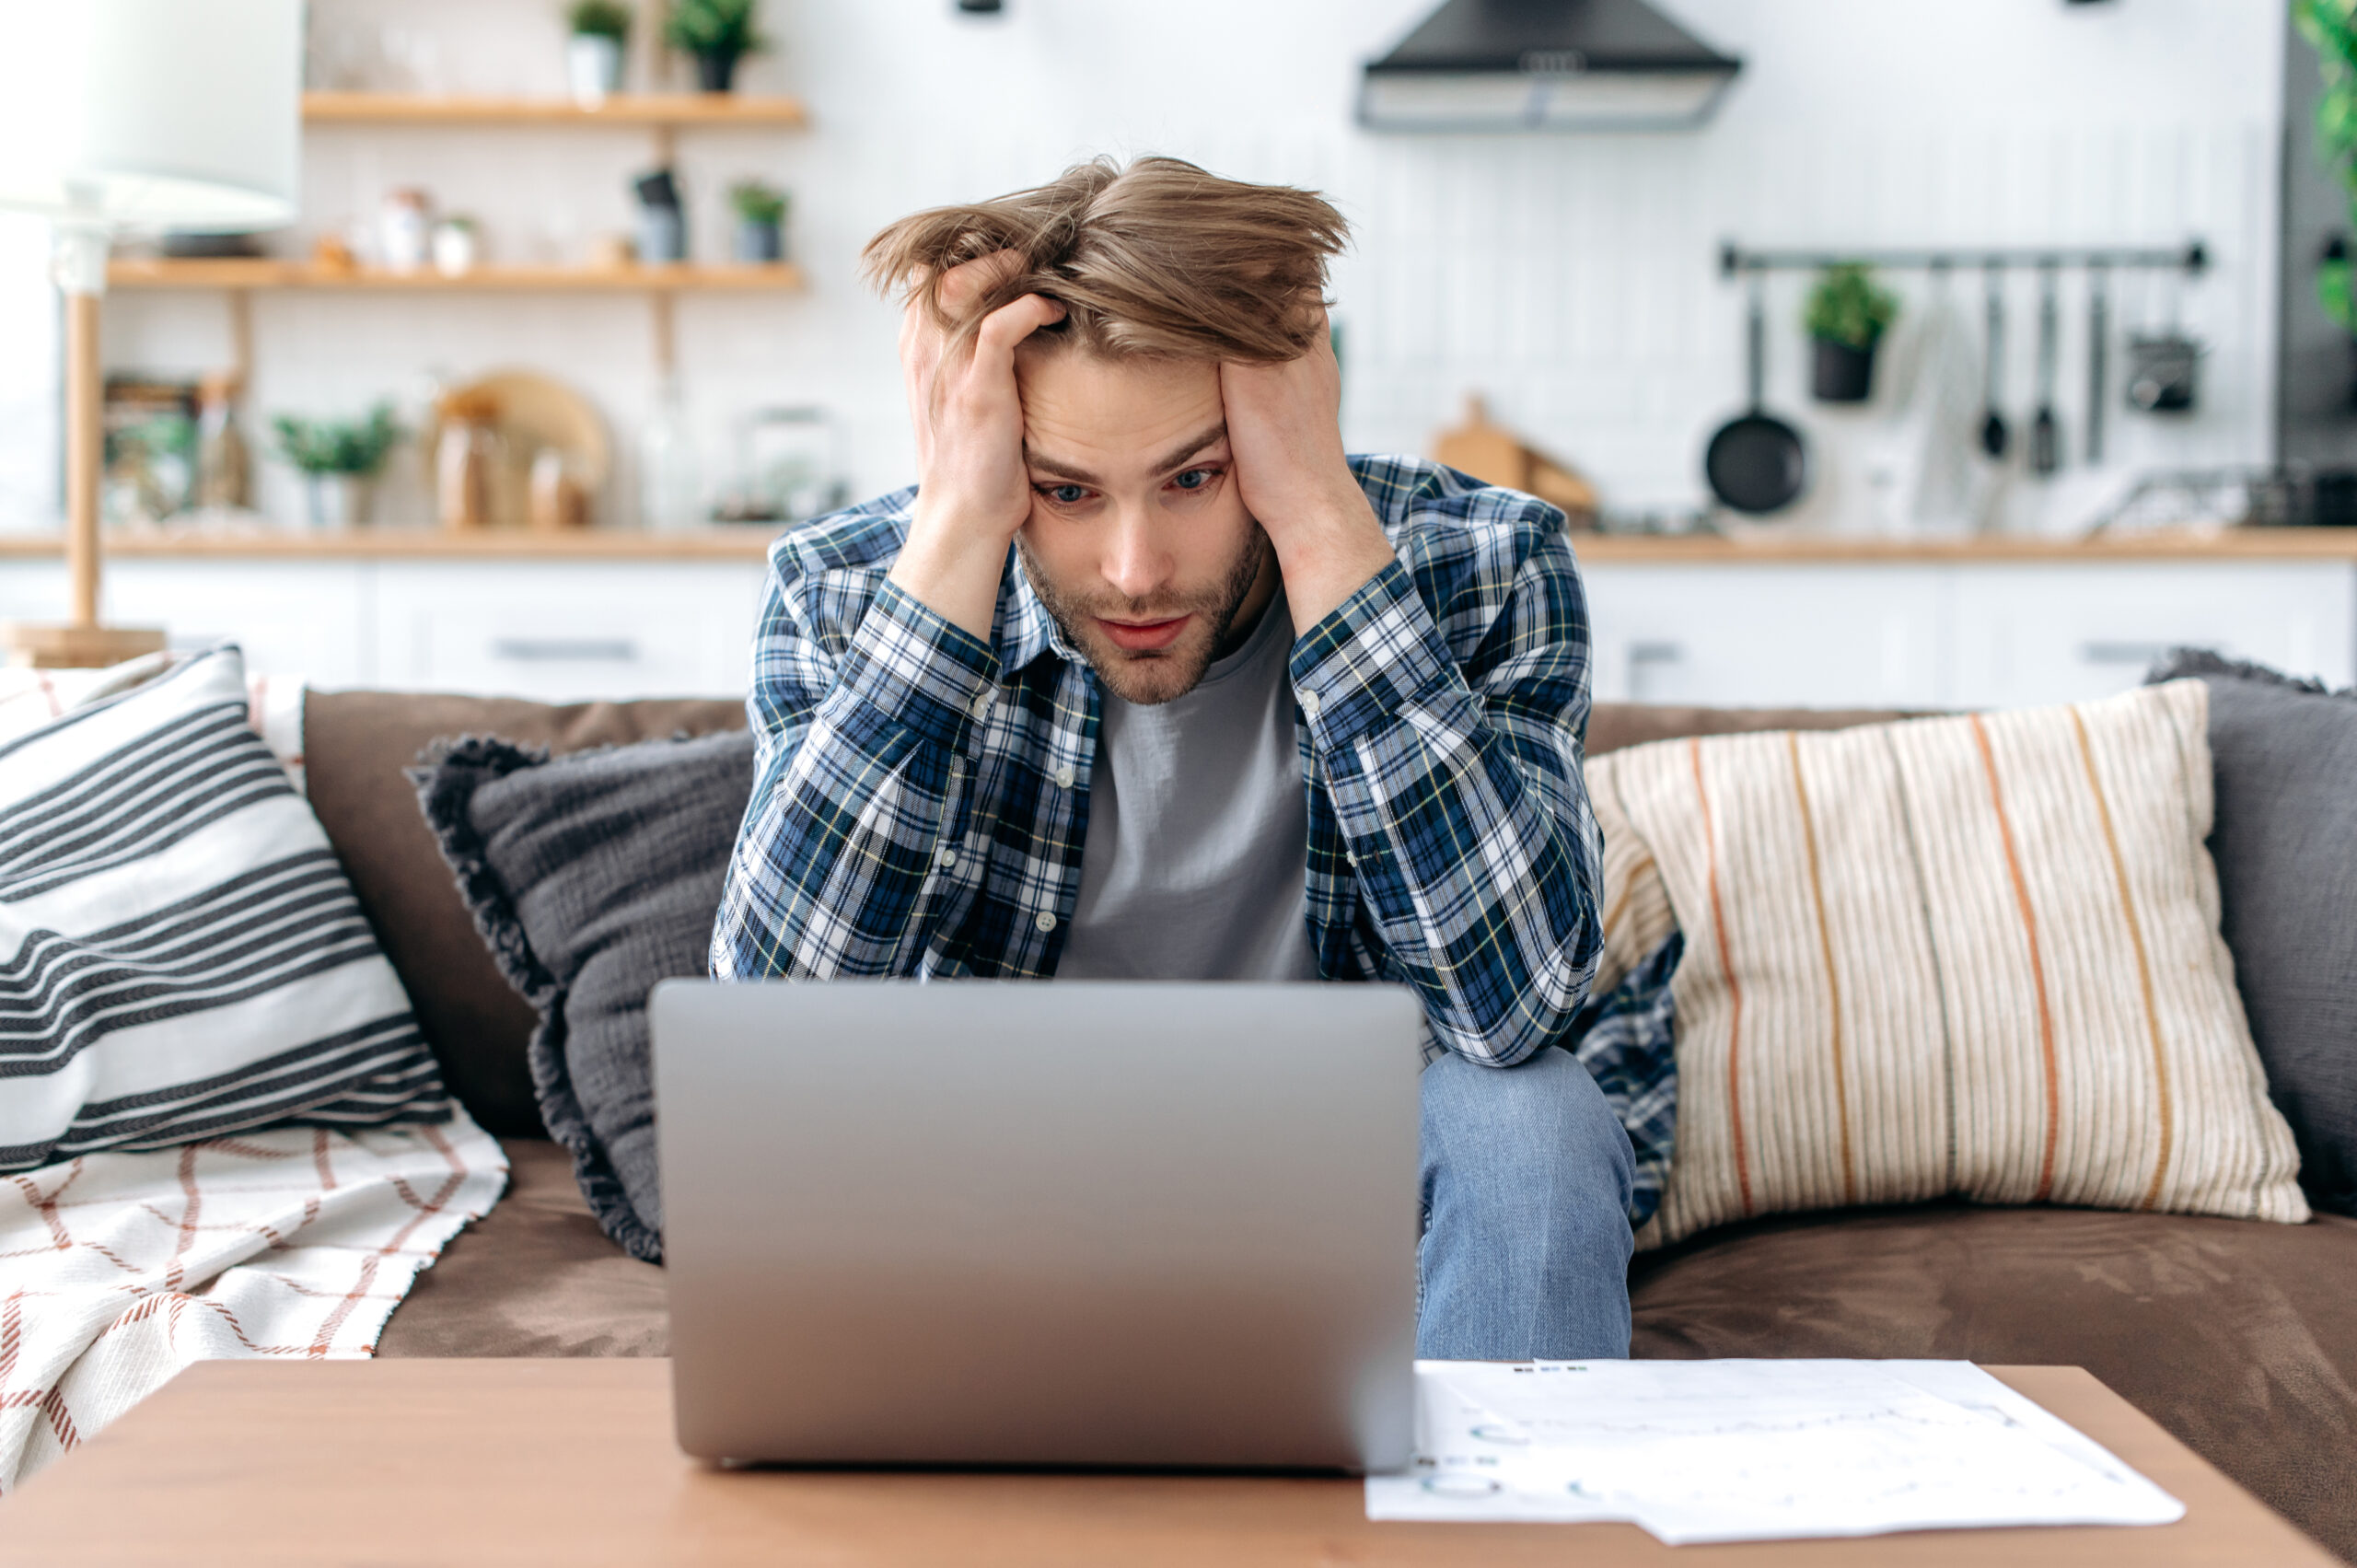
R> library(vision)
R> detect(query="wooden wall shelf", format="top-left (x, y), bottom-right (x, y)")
top-left (301, 91), bottom-right (809, 128)
top-left (107, 259), bottom-right (806, 294)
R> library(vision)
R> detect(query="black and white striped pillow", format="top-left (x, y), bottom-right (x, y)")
top-left (0, 645), bottom-right (447, 1169)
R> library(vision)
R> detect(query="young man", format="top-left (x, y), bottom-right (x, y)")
top-left (711, 157), bottom-right (1633, 1359)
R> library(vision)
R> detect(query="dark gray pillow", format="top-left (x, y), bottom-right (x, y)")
top-left (2151, 650), bottom-right (2357, 1215)
top-left (412, 728), bottom-right (754, 1260)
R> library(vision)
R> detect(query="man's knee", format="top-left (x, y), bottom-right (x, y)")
top-left (1422, 1045), bottom-right (1635, 1218)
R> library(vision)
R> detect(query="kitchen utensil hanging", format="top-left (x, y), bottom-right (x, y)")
top-left (2031, 262), bottom-right (2061, 476)
top-left (2124, 262), bottom-right (2204, 414)
top-left (1716, 239), bottom-right (2203, 473)
top-left (2085, 263), bottom-right (2110, 464)
top-left (1980, 263), bottom-right (2008, 460)
top-left (1703, 268), bottom-right (1808, 516)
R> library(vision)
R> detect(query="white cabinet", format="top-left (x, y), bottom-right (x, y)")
top-left (370, 562), bottom-right (768, 700)
top-left (104, 560), bottom-right (376, 689)
top-left (2, 552), bottom-right (770, 701)
top-left (1581, 564), bottom-right (1948, 709)
top-left (1946, 563), bottom-right (2357, 709)
top-left (1581, 556), bottom-right (2354, 710)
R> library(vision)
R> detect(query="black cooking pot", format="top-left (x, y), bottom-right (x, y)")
top-left (1705, 274), bottom-right (1808, 516)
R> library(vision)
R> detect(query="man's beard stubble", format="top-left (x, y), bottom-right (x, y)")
top-left (1017, 528), bottom-right (1272, 707)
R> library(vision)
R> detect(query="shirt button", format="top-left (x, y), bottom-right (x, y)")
top-left (1299, 690), bottom-right (1322, 720)
top-left (970, 690), bottom-right (993, 719)
top-left (1052, 763), bottom-right (1075, 789)
top-left (936, 848), bottom-right (958, 869)
top-left (1034, 910), bottom-right (1057, 934)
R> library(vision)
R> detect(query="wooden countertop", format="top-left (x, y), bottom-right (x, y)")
top-left (0, 528), bottom-right (785, 561)
top-left (4, 527), bottom-right (2356, 564)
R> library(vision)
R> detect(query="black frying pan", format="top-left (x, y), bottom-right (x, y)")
top-left (1704, 270), bottom-right (1807, 516)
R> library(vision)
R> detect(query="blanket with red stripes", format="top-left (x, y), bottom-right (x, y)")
top-left (0, 1113), bottom-right (505, 1490)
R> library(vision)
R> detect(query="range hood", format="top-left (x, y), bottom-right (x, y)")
top-left (1360, 0), bottom-right (1741, 133)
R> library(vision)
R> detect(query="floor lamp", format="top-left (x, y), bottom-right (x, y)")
top-left (0, 0), bottom-right (301, 670)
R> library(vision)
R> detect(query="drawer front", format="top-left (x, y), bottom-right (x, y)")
top-left (1948, 563), bottom-right (2357, 710)
top-left (1579, 563), bottom-right (1947, 709)
top-left (102, 560), bottom-right (374, 687)
top-left (371, 562), bottom-right (769, 700)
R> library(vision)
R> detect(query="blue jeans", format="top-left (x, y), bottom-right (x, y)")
top-left (1417, 1045), bottom-right (1635, 1360)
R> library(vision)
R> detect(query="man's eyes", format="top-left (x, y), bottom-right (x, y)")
top-left (1030, 468), bottom-right (1220, 506)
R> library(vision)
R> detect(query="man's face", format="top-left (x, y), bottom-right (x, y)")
top-left (1013, 348), bottom-right (1275, 706)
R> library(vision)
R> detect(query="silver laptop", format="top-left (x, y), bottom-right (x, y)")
top-left (650, 980), bottom-right (1422, 1472)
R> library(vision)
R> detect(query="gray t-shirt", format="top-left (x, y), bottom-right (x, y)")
top-left (1054, 596), bottom-right (1322, 981)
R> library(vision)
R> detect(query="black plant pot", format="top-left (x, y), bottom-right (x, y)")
top-left (694, 50), bottom-right (741, 93)
top-left (1811, 337), bottom-right (1876, 403)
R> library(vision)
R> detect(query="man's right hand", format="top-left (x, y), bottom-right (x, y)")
top-left (886, 252), bottom-right (1066, 642)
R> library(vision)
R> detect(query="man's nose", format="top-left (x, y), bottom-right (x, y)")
top-left (1100, 503), bottom-right (1173, 604)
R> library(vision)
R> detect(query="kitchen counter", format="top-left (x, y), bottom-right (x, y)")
top-left (5, 527), bottom-right (2357, 563)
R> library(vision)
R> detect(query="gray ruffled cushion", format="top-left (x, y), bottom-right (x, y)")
top-left (2149, 648), bottom-right (2357, 1215)
top-left (412, 728), bottom-right (754, 1260)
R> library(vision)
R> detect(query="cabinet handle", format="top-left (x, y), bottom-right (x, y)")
top-left (1629, 641), bottom-right (1686, 665)
top-left (491, 637), bottom-right (640, 663)
top-left (2077, 640), bottom-right (2184, 668)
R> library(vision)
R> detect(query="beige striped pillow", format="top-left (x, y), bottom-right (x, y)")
top-left (1587, 679), bottom-right (2308, 1249)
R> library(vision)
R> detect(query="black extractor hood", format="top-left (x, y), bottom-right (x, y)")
top-left (1360, 0), bottom-right (1741, 132)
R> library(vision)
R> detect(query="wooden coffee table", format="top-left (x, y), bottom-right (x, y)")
top-left (0, 1359), bottom-right (2332, 1565)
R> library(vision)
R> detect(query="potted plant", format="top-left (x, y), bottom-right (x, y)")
top-left (1803, 262), bottom-right (1898, 403)
top-left (665, 0), bottom-right (767, 93)
top-left (273, 403), bottom-right (402, 529)
top-left (2298, 0), bottom-right (2357, 403)
top-left (566, 0), bottom-right (633, 107)
top-left (728, 179), bottom-right (788, 262)
top-left (431, 214), bottom-right (482, 277)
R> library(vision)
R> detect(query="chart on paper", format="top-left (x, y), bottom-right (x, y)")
top-left (1366, 1359), bottom-right (2186, 1544)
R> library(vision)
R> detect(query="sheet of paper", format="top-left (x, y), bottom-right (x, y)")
top-left (1365, 1359), bottom-right (2185, 1543)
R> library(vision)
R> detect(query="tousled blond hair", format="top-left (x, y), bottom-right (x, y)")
top-left (862, 156), bottom-right (1348, 365)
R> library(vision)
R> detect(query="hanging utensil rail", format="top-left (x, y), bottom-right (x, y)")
top-left (1718, 240), bottom-right (2206, 277)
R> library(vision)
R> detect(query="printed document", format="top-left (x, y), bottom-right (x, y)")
top-left (1365, 1359), bottom-right (2185, 1543)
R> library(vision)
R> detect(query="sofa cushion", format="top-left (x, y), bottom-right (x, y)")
top-left (302, 691), bottom-right (747, 1139)
top-left (412, 729), bottom-right (754, 1261)
top-left (375, 1137), bottom-right (667, 1358)
top-left (1595, 681), bottom-right (2307, 1246)
top-left (2149, 651), bottom-right (2357, 1217)
top-left (0, 645), bottom-right (449, 1167)
top-left (1631, 1203), bottom-right (2357, 1562)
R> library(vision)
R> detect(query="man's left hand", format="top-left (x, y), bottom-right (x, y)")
top-left (1220, 309), bottom-right (1397, 633)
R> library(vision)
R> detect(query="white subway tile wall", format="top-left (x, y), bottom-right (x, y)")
top-left (43, 0), bottom-right (2288, 534)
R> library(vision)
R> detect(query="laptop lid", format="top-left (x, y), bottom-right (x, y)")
top-left (652, 980), bottom-right (1422, 1472)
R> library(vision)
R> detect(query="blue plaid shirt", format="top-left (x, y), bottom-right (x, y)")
top-left (710, 454), bottom-right (1606, 1068)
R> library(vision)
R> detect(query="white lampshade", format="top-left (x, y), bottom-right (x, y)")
top-left (0, 0), bottom-right (301, 232)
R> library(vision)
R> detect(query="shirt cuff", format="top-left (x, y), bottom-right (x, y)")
top-left (1287, 559), bottom-right (1469, 747)
top-left (836, 578), bottom-right (1002, 751)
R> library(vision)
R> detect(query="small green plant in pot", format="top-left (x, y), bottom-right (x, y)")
top-left (666, 0), bottom-right (767, 93)
top-left (273, 403), bottom-right (401, 529)
top-left (2296, 0), bottom-right (2357, 406)
top-left (729, 179), bottom-right (789, 263)
top-left (566, 0), bottom-right (633, 107)
top-left (1803, 262), bottom-right (1899, 403)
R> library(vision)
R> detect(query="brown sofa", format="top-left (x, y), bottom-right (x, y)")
top-left (302, 691), bottom-right (2357, 1563)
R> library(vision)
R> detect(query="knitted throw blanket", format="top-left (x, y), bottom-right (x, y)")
top-left (0, 1112), bottom-right (505, 1491)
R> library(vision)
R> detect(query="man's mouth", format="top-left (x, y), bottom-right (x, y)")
top-left (1094, 614), bottom-right (1192, 654)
